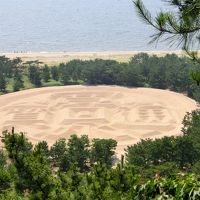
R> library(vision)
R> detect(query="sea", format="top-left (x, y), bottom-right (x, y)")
top-left (0, 0), bottom-right (176, 52)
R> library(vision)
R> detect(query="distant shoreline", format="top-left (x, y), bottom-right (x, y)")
top-left (0, 50), bottom-right (189, 65)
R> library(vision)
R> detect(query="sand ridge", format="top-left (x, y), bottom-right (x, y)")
top-left (0, 86), bottom-right (197, 156)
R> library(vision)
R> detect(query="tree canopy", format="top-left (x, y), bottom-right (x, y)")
top-left (134, 0), bottom-right (200, 84)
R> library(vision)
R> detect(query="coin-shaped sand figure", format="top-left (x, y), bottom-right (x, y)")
top-left (0, 86), bottom-right (197, 156)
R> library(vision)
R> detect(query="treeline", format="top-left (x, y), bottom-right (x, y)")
top-left (126, 110), bottom-right (200, 180)
top-left (0, 56), bottom-right (25, 92)
top-left (0, 110), bottom-right (200, 199)
top-left (0, 53), bottom-right (200, 101)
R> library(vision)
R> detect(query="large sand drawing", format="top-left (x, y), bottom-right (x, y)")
top-left (0, 86), bottom-right (197, 156)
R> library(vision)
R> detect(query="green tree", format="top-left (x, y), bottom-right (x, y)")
top-left (0, 56), bottom-right (13, 78)
top-left (66, 135), bottom-right (90, 172)
top-left (34, 141), bottom-right (50, 158)
top-left (129, 53), bottom-right (150, 83)
top-left (26, 60), bottom-right (42, 87)
top-left (0, 151), bottom-right (6, 169)
top-left (125, 134), bottom-right (198, 169)
top-left (28, 65), bottom-right (42, 87)
top-left (0, 73), bottom-right (6, 92)
top-left (51, 66), bottom-right (60, 81)
top-left (125, 139), bottom-right (153, 167)
top-left (42, 65), bottom-right (50, 82)
top-left (182, 110), bottom-right (200, 135)
top-left (11, 58), bottom-right (24, 79)
top-left (0, 150), bottom-right (12, 194)
top-left (133, 0), bottom-right (200, 84)
top-left (59, 63), bottom-right (70, 85)
top-left (2, 130), bottom-right (33, 160)
top-left (0, 169), bottom-right (12, 193)
top-left (148, 64), bottom-right (167, 89)
top-left (90, 139), bottom-right (117, 167)
top-left (13, 75), bottom-right (24, 92)
top-left (1, 130), bottom-right (59, 199)
top-left (50, 138), bottom-right (67, 167)
top-left (174, 136), bottom-right (198, 168)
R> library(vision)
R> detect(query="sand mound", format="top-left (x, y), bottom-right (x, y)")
top-left (0, 86), bottom-right (197, 156)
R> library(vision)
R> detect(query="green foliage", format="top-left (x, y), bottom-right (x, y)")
top-left (175, 136), bottom-right (198, 168)
top-left (125, 138), bottom-right (155, 167)
top-left (0, 168), bottom-right (12, 192)
top-left (66, 135), bottom-right (90, 172)
top-left (0, 151), bottom-right (6, 169)
top-left (126, 135), bottom-right (199, 170)
top-left (134, 162), bottom-right (179, 181)
top-left (2, 130), bottom-right (33, 160)
top-left (50, 138), bottom-right (67, 167)
top-left (28, 65), bottom-right (42, 87)
top-left (1, 130), bottom-right (59, 199)
top-left (59, 63), bottom-right (70, 85)
top-left (0, 128), bottom-right (200, 199)
top-left (42, 65), bottom-right (51, 82)
top-left (0, 54), bottom-right (199, 101)
top-left (182, 109), bottom-right (200, 135)
top-left (50, 136), bottom-right (119, 172)
top-left (126, 109), bottom-right (200, 174)
top-left (90, 139), bottom-right (117, 167)
top-left (191, 161), bottom-right (200, 174)
top-left (0, 73), bottom-right (6, 92)
top-left (135, 174), bottom-right (200, 199)
top-left (13, 76), bottom-right (24, 92)
top-left (133, 0), bottom-right (200, 85)
top-left (0, 190), bottom-right (23, 200)
top-left (51, 66), bottom-right (60, 81)
top-left (34, 141), bottom-right (50, 158)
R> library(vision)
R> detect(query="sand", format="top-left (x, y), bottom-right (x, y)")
top-left (0, 50), bottom-right (188, 65)
top-left (0, 86), bottom-right (197, 156)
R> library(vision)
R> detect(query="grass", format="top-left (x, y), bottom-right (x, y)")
top-left (42, 79), bottom-right (63, 87)
top-left (22, 75), bottom-right (35, 89)
top-left (3, 75), bottom-right (84, 95)
top-left (6, 78), bottom-right (14, 92)
top-left (5, 76), bottom-right (64, 94)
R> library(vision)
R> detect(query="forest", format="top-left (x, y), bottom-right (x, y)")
top-left (0, 53), bottom-right (200, 102)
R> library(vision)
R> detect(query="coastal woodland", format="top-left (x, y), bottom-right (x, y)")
top-left (1, 53), bottom-right (200, 101)
top-left (0, 0), bottom-right (200, 198)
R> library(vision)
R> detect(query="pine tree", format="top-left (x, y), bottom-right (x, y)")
top-left (133, 0), bottom-right (200, 84)
top-left (28, 65), bottom-right (42, 87)
top-left (0, 73), bottom-right (6, 92)
top-left (42, 65), bottom-right (50, 82)
top-left (51, 66), bottom-right (59, 81)
top-left (13, 75), bottom-right (24, 92)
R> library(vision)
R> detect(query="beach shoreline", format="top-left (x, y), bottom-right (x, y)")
top-left (0, 50), bottom-right (188, 65)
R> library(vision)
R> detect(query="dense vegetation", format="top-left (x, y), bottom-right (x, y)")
top-left (0, 110), bottom-right (199, 199)
top-left (134, 0), bottom-right (200, 84)
top-left (0, 53), bottom-right (200, 101)
top-left (126, 110), bottom-right (200, 180)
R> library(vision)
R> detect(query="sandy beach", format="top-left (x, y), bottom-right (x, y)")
top-left (0, 86), bottom-right (196, 157)
top-left (0, 50), bottom-right (188, 65)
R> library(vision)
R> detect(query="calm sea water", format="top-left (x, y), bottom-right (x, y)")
top-left (0, 0), bottom-right (175, 52)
